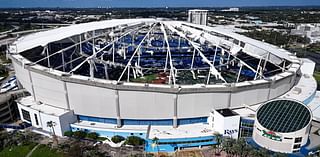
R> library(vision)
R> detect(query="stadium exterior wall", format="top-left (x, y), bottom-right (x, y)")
top-left (11, 56), bottom-right (297, 124)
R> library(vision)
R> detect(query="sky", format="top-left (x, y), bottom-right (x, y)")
top-left (0, 0), bottom-right (320, 8)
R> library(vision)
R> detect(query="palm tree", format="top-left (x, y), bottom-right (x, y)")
top-left (47, 121), bottom-right (58, 146)
top-left (46, 121), bottom-right (56, 136)
top-left (235, 138), bottom-right (247, 157)
top-left (222, 137), bottom-right (234, 157)
top-left (213, 132), bottom-right (223, 155)
top-left (152, 137), bottom-right (159, 157)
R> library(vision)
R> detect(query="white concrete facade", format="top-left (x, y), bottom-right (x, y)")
top-left (11, 59), bottom-right (297, 123)
top-left (253, 119), bottom-right (311, 153)
top-left (213, 110), bottom-right (240, 139)
top-left (17, 96), bottom-right (77, 136)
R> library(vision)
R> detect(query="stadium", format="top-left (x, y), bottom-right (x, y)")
top-left (8, 18), bottom-right (319, 153)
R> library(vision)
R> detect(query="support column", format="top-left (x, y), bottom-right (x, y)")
top-left (104, 64), bottom-right (109, 79)
top-left (262, 52), bottom-right (270, 73)
top-left (173, 94), bottom-right (178, 128)
top-left (46, 46), bottom-right (51, 68)
top-left (63, 81), bottom-right (71, 110)
top-left (115, 90), bottom-right (122, 128)
top-left (27, 70), bottom-right (36, 101)
top-left (236, 64), bottom-right (243, 83)
top-left (89, 59), bottom-right (94, 80)
top-left (79, 35), bottom-right (83, 55)
top-left (191, 49), bottom-right (196, 69)
top-left (61, 51), bottom-right (65, 72)
top-left (254, 57), bottom-right (262, 80)
top-left (92, 30), bottom-right (96, 55)
top-left (178, 37), bottom-right (181, 51)
top-left (212, 46), bottom-right (218, 65)
top-left (227, 84), bottom-right (233, 107)
top-left (267, 78), bottom-right (275, 100)
top-left (127, 65), bottom-right (130, 82)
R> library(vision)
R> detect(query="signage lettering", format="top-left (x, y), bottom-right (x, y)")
top-left (224, 129), bottom-right (238, 135)
top-left (261, 130), bottom-right (282, 141)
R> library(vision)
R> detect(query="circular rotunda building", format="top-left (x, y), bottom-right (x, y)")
top-left (253, 99), bottom-right (312, 153)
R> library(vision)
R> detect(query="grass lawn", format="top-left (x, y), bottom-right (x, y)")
top-left (130, 74), bottom-right (158, 83)
top-left (30, 144), bottom-right (64, 157)
top-left (314, 72), bottom-right (320, 82)
top-left (0, 143), bottom-right (36, 157)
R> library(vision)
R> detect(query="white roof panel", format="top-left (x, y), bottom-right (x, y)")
top-left (13, 18), bottom-right (156, 53)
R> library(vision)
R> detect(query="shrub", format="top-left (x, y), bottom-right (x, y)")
top-left (86, 132), bottom-right (99, 140)
top-left (64, 131), bottom-right (73, 137)
top-left (125, 136), bottom-right (145, 146)
top-left (111, 135), bottom-right (125, 143)
top-left (97, 137), bottom-right (108, 141)
top-left (73, 131), bottom-right (87, 139)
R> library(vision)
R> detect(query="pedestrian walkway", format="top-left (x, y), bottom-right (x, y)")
top-left (25, 144), bottom-right (40, 157)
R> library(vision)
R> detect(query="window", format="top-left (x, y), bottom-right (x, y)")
top-left (293, 150), bottom-right (300, 153)
top-left (293, 144), bottom-right (301, 149)
top-left (240, 41), bottom-right (245, 48)
top-left (295, 137), bottom-right (302, 143)
top-left (233, 39), bottom-right (240, 45)
top-left (241, 122), bottom-right (254, 128)
top-left (21, 109), bottom-right (31, 122)
top-left (34, 114), bottom-right (39, 125)
top-left (240, 128), bottom-right (253, 138)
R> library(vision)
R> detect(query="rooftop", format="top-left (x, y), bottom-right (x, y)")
top-left (306, 91), bottom-right (320, 121)
top-left (148, 123), bottom-right (213, 139)
top-left (17, 96), bottom-right (70, 116)
top-left (188, 9), bottom-right (208, 12)
top-left (216, 108), bottom-right (238, 117)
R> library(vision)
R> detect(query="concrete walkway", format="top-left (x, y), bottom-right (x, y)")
top-left (25, 144), bottom-right (40, 157)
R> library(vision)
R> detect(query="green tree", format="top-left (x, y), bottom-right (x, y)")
top-left (222, 137), bottom-right (235, 157)
top-left (111, 135), bottom-right (125, 143)
top-left (125, 136), bottom-right (145, 146)
top-left (73, 130), bottom-right (87, 139)
top-left (64, 131), bottom-right (73, 137)
top-left (213, 132), bottom-right (223, 155)
top-left (86, 132), bottom-right (99, 140)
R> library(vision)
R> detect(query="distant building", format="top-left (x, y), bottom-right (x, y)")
top-left (291, 24), bottom-right (320, 43)
top-left (221, 8), bottom-right (240, 12)
top-left (188, 9), bottom-right (208, 25)
top-left (0, 94), bottom-right (18, 123)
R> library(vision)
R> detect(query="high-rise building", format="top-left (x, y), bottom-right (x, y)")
top-left (188, 9), bottom-right (208, 25)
